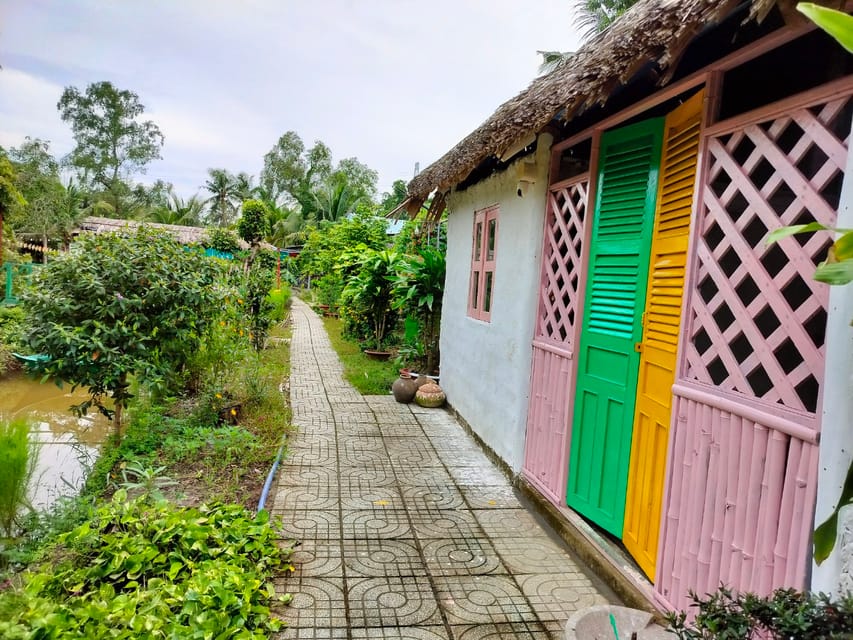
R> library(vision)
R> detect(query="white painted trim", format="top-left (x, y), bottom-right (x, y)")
top-left (812, 110), bottom-right (853, 597)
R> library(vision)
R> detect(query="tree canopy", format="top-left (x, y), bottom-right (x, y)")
top-left (57, 81), bottom-right (164, 218)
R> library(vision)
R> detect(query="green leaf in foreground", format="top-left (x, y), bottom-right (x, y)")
top-left (798, 2), bottom-right (853, 53)
top-left (814, 459), bottom-right (853, 565)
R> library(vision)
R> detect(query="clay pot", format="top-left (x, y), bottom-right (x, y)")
top-left (413, 375), bottom-right (432, 389)
top-left (415, 382), bottom-right (446, 408)
top-left (392, 374), bottom-right (418, 403)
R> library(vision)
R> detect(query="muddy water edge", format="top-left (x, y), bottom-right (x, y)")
top-left (0, 374), bottom-right (110, 509)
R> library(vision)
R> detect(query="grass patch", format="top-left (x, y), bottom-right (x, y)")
top-left (322, 315), bottom-right (398, 395)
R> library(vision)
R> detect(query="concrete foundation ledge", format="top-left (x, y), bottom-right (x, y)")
top-left (515, 475), bottom-right (662, 616)
top-left (565, 605), bottom-right (675, 639)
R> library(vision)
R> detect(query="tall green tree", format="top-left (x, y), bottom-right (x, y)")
top-left (57, 81), bottom-right (164, 218)
top-left (380, 179), bottom-right (409, 215)
top-left (332, 157), bottom-right (378, 202)
top-left (203, 168), bottom-right (240, 227)
top-left (0, 152), bottom-right (25, 266)
top-left (260, 132), bottom-right (334, 218)
top-left (8, 138), bottom-right (70, 262)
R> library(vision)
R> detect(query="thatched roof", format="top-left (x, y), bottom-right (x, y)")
top-left (79, 216), bottom-right (263, 251)
top-left (407, 0), bottom-right (795, 201)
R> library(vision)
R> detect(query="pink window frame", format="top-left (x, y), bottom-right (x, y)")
top-left (468, 205), bottom-right (499, 321)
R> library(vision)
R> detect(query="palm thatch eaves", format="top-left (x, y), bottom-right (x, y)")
top-left (407, 0), bottom-right (804, 201)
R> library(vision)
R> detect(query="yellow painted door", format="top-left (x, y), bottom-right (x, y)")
top-left (622, 91), bottom-right (704, 581)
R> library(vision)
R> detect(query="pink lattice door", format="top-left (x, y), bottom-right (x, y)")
top-left (656, 85), bottom-right (852, 611)
top-left (523, 176), bottom-right (589, 504)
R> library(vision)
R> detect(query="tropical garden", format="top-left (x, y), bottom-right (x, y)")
top-left (2, 0), bottom-right (852, 637)
top-left (0, 65), bottom-right (441, 637)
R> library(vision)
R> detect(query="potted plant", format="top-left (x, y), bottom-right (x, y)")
top-left (343, 249), bottom-right (401, 359)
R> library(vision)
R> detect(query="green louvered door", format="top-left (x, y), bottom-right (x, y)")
top-left (566, 118), bottom-right (664, 536)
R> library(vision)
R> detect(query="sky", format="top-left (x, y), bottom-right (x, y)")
top-left (0, 1), bottom-right (583, 200)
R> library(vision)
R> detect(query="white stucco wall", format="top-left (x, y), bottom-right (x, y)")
top-left (812, 113), bottom-right (853, 597)
top-left (439, 133), bottom-right (552, 472)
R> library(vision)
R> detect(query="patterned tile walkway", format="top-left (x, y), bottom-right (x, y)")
top-left (272, 299), bottom-right (616, 639)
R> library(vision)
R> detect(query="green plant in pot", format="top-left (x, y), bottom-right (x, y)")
top-left (342, 249), bottom-right (401, 356)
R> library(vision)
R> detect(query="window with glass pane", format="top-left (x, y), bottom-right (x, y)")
top-left (468, 206), bottom-right (498, 321)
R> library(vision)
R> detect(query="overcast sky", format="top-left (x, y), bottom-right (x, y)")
top-left (0, 1), bottom-right (582, 199)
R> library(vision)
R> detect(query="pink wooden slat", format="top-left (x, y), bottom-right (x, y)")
top-left (730, 412), bottom-right (755, 581)
top-left (721, 412), bottom-right (742, 589)
top-left (696, 406), bottom-right (720, 593)
top-left (773, 437), bottom-right (802, 586)
top-left (706, 408), bottom-right (730, 592)
top-left (757, 430), bottom-right (788, 594)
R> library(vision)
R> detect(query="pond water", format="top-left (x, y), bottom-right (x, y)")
top-left (0, 374), bottom-right (110, 509)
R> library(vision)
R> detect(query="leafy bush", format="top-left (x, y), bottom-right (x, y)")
top-left (0, 306), bottom-right (26, 374)
top-left (341, 249), bottom-right (402, 350)
top-left (22, 228), bottom-right (224, 435)
top-left (393, 247), bottom-right (445, 373)
top-left (244, 264), bottom-right (276, 351)
top-left (0, 491), bottom-right (292, 639)
top-left (0, 417), bottom-right (38, 538)
top-left (666, 586), bottom-right (853, 639)
top-left (237, 199), bottom-right (270, 245)
top-left (299, 213), bottom-right (388, 278)
top-left (266, 286), bottom-right (291, 323)
top-left (315, 272), bottom-right (344, 308)
top-left (204, 227), bottom-right (242, 254)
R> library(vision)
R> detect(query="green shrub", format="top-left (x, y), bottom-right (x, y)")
top-left (341, 249), bottom-right (402, 350)
top-left (237, 199), bottom-right (270, 245)
top-left (0, 306), bottom-right (26, 374)
top-left (244, 264), bottom-right (275, 351)
top-left (203, 227), bottom-right (242, 254)
top-left (22, 228), bottom-right (224, 435)
top-left (666, 586), bottom-right (853, 639)
top-left (0, 417), bottom-right (38, 538)
top-left (266, 286), bottom-right (291, 322)
top-left (0, 491), bottom-right (292, 639)
top-left (315, 272), bottom-right (344, 308)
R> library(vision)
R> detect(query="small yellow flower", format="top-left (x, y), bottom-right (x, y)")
top-left (220, 321), bottom-right (226, 327)
top-left (230, 408), bottom-right (237, 416)
top-left (237, 298), bottom-right (243, 305)
top-left (239, 330), bottom-right (244, 337)
top-left (215, 393), bottom-right (222, 399)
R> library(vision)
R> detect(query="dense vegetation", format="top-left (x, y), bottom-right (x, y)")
top-left (0, 203), bottom-right (294, 636)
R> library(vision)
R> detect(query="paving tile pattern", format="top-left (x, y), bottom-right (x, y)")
top-left (272, 299), bottom-right (614, 639)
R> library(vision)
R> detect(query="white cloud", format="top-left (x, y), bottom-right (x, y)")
top-left (0, 1), bottom-right (583, 198)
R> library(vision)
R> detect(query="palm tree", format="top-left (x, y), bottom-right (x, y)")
top-left (538, 0), bottom-right (639, 74)
top-left (203, 169), bottom-right (240, 227)
top-left (575, 0), bottom-right (637, 38)
top-left (149, 189), bottom-right (205, 226)
top-left (234, 172), bottom-right (256, 202)
top-left (313, 177), bottom-right (364, 223)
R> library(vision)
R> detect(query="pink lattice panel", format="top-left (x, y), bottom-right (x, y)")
top-left (535, 178), bottom-right (588, 347)
top-left (683, 95), bottom-right (852, 419)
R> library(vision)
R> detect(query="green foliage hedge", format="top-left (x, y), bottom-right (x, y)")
top-left (0, 492), bottom-right (292, 639)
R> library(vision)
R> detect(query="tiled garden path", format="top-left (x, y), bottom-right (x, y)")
top-left (272, 298), bottom-right (616, 639)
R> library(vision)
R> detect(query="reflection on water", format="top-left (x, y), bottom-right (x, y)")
top-left (0, 374), bottom-right (111, 509)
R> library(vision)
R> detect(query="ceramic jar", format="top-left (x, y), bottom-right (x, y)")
top-left (391, 373), bottom-right (418, 403)
top-left (415, 382), bottom-right (446, 408)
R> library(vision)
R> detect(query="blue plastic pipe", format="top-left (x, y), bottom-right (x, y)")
top-left (257, 434), bottom-right (287, 512)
